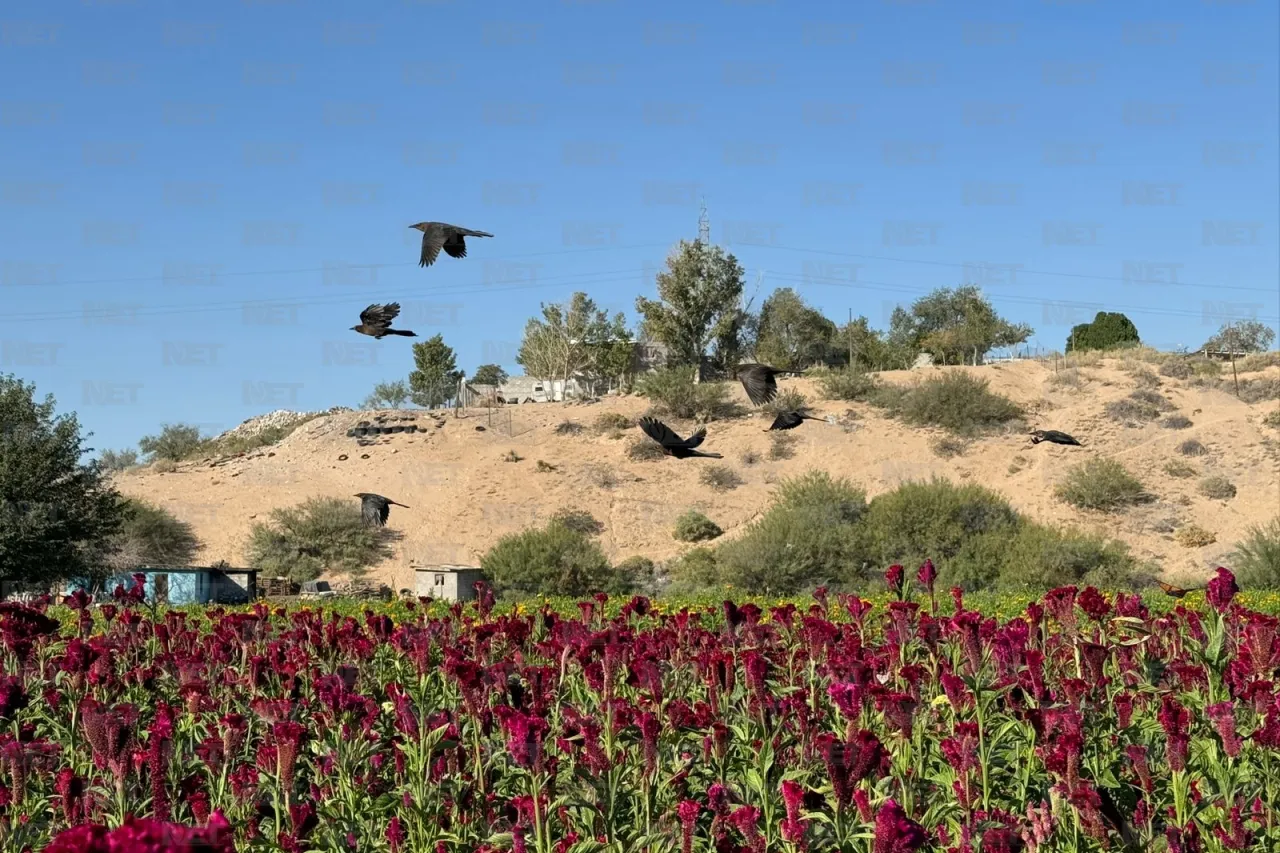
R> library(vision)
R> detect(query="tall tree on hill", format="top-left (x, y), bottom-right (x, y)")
top-left (1065, 312), bottom-right (1141, 353)
top-left (0, 373), bottom-right (131, 589)
top-left (755, 287), bottom-right (838, 370)
top-left (635, 239), bottom-right (746, 381)
top-left (892, 285), bottom-right (1032, 365)
top-left (408, 335), bottom-right (463, 408)
top-left (471, 364), bottom-right (509, 387)
top-left (517, 292), bottom-right (630, 394)
top-left (1203, 319), bottom-right (1277, 398)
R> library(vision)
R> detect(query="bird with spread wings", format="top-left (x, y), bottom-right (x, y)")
top-left (409, 222), bottom-right (494, 268)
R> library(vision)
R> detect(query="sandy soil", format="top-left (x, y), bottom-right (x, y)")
top-left (112, 358), bottom-right (1280, 592)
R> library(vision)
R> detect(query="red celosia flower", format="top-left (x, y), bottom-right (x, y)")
top-left (271, 721), bottom-right (306, 791)
top-left (0, 675), bottom-right (27, 720)
top-left (43, 811), bottom-right (237, 853)
top-left (387, 817), bottom-right (406, 853)
top-left (1212, 805), bottom-right (1254, 851)
top-left (872, 798), bottom-right (928, 853)
top-left (884, 565), bottom-right (905, 598)
top-left (1206, 702), bottom-right (1242, 758)
top-left (729, 805), bottom-right (764, 853)
top-left (1206, 567), bottom-right (1239, 613)
top-left (1158, 696), bottom-right (1191, 772)
top-left (677, 799), bottom-right (701, 853)
top-left (916, 559), bottom-right (936, 594)
top-left (1076, 587), bottom-right (1111, 621)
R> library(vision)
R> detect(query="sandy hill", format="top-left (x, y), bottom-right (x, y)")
top-left (111, 357), bottom-right (1280, 593)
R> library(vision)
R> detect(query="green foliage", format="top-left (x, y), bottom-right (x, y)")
top-left (754, 288), bottom-right (838, 370)
top-left (471, 364), bottom-right (509, 387)
top-left (408, 334), bottom-right (463, 408)
top-left (245, 496), bottom-right (394, 581)
top-left (614, 555), bottom-right (656, 591)
top-left (105, 498), bottom-right (201, 571)
top-left (634, 239), bottom-right (746, 375)
top-left (673, 510), bottom-right (723, 543)
top-left (892, 285), bottom-right (1033, 365)
top-left (481, 519), bottom-right (631, 598)
top-left (765, 388), bottom-right (810, 416)
top-left (1231, 517), bottom-right (1280, 587)
top-left (944, 523), bottom-right (1146, 593)
top-left (139, 423), bottom-right (206, 462)
top-left (1198, 475), bottom-right (1237, 500)
top-left (836, 315), bottom-right (901, 370)
top-left (870, 372), bottom-right (1024, 436)
top-left (1066, 311), bottom-right (1141, 352)
top-left (665, 547), bottom-right (721, 594)
top-left (861, 478), bottom-right (1020, 570)
top-left (1203, 319), bottom-right (1277, 355)
top-left (634, 368), bottom-right (741, 422)
top-left (698, 464), bottom-right (742, 491)
top-left (773, 470), bottom-right (867, 523)
top-left (1055, 459), bottom-right (1150, 511)
top-left (98, 448), bottom-right (139, 472)
top-left (0, 374), bottom-right (130, 586)
top-left (1264, 409), bottom-right (1280, 429)
top-left (817, 368), bottom-right (880, 402)
top-left (518, 292), bottom-right (630, 392)
top-left (363, 380), bottom-right (410, 410)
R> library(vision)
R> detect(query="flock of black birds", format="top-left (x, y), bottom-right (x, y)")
top-left (346, 222), bottom-right (494, 527)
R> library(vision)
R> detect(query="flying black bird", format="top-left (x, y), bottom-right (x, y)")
top-left (1030, 429), bottom-right (1084, 447)
top-left (409, 222), bottom-right (494, 268)
top-left (1096, 787), bottom-right (1138, 850)
top-left (737, 363), bottom-right (801, 407)
top-left (1157, 581), bottom-right (1204, 599)
top-left (351, 303), bottom-right (417, 339)
top-left (765, 411), bottom-right (826, 432)
top-left (354, 493), bottom-right (409, 527)
top-left (637, 416), bottom-right (723, 459)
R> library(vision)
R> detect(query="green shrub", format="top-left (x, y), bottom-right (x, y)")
top-left (817, 368), bottom-right (880, 402)
top-left (861, 478), bottom-right (1020, 570)
top-left (1055, 459), bottom-right (1150, 512)
top-left (871, 373), bottom-right (1023, 436)
top-left (1129, 388), bottom-right (1174, 411)
top-left (715, 503), bottom-right (867, 594)
top-left (1198, 475), bottom-right (1236, 500)
top-left (593, 412), bottom-right (633, 432)
top-left (138, 423), bottom-right (206, 461)
top-left (1237, 377), bottom-right (1280, 403)
top-left (944, 522), bottom-right (1144, 593)
top-left (1192, 359), bottom-right (1223, 379)
top-left (245, 496), bottom-right (393, 581)
top-left (1065, 311), bottom-right (1140, 352)
top-left (550, 508), bottom-right (604, 536)
top-left (673, 510), bottom-right (723, 543)
top-left (699, 464), bottom-right (742, 491)
top-left (1264, 409), bottom-right (1280, 429)
top-left (766, 388), bottom-right (810, 415)
top-left (634, 369), bottom-right (742, 422)
top-left (614, 555), bottom-right (656, 591)
top-left (665, 547), bottom-right (721, 594)
top-left (1231, 517), bottom-right (1280, 587)
top-left (1130, 368), bottom-right (1161, 389)
top-left (104, 498), bottom-right (201, 571)
top-left (98, 448), bottom-right (139, 472)
top-left (773, 469), bottom-right (868, 523)
top-left (481, 519), bottom-right (630, 598)
top-left (555, 420), bottom-right (583, 436)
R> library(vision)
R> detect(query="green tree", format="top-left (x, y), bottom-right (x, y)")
top-left (896, 286), bottom-right (1032, 365)
top-left (138, 423), bottom-right (207, 461)
top-left (755, 288), bottom-right (838, 369)
top-left (245, 496), bottom-right (394, 581)
top-left (471, 364), bottom-right (509, 387)
top-left (104, 497), bottom-right (201, 570)
top-left (408, 335), bottom-right (463, 408)
top-left (837, 315), bottom-right (892, 370)
top-left (1204, 319), bottom-right (1276, 355)
top-left (635, 239), bottom-right (746, 380)
top-left (0, 373), bottom-right (130, 587)
top-left (517, 292), bottom-right (629, 394)
top-left (1066, 312), bottom-right (1141, 353)
top-left (362, 380), bottom-right (410, 410)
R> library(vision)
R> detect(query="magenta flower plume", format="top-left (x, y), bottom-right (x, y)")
top-left (872, 798), bottom-right (928, 853)
top-left (1206, 702), bottom-right (1243, 758)
top-left (43, 812), bottom-right (237, 853)
top-left (884, 564), bottom-right (905, 599)
top-left (916, 560), bottom-right (936, 594)
top-left (1158, 696), bottom-right (1191, 772)
top-left (677, 800), bottom-right (701, 853)
top-left (1206, 567), bottom-right (1239, 613)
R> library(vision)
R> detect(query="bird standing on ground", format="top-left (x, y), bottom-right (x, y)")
top-left (351, 303), bottom-right (417, 339)
top-left (1030, 429), bottom-right (1084, 446)
top-left (354, 493), bottom-right (409, 527)
top-left (765, 411), bottom-right (826, 432)
top-left (737, 363), bottom-right (799, 407)
top-left (409, 222), bottom-right (494, 268)
top-left (637, 417), bottom-right (723, 459)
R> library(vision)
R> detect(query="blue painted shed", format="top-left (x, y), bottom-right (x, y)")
top-left (64, 566), bottom-right (259, 605)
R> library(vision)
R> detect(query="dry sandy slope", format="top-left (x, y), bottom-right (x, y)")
top-left (112, 359), bottom-right (1280, 593)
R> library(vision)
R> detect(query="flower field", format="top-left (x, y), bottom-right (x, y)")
top-left (1, 566), bottom-right (1279, 852)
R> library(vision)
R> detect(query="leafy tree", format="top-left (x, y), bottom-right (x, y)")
top-left (1204, 319), bottom-right (1276, 355)
top-left (471, 364), bottom-right (509, 387)
top-left (104, 497), bottom-right (201, 571)
top-left (0, 373), bottom-right (130, 587)
top-left (362, 380), bottom-right (410, 410)
top-left (517, 292), bottom-right (629, 394)
top-left (481, 518), bottom-right (633, 597)
top-left (98, 448), bottom-right (139, 472)
top-left (245, 496), bottom-right (394, 581)
top-left (138, 423), bottom-right (207, 461)
top-left (408, 335), bottom-right (463, 409)
top-left (635, 239), bottom-right (746, 380)
top-left (1066, 312), bottom-right (1141, 353)
top-left (754, 288), bottom-right (838, 369)
top-left (893, 286), bottom-right (1032, 365)
top-left (837, 315), bottom-right (893, 370)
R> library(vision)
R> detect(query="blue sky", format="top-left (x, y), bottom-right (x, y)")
top-left (1, 0), bottom-right (1276, 455)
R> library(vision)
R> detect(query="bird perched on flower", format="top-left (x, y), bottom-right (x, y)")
top-left (354, 493), bottom-right (409, 526)
top-left (637, 417), bottom-right (723, 459)
top-left (351, 303), bottom-right (417, 339)
top-left (409, 221), bottom-right (494, 268)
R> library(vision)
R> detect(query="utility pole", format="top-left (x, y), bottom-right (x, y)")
top-left (698, 197), bottom-right (710, 244)
top-left (848, 308), bottom-right (854, 368)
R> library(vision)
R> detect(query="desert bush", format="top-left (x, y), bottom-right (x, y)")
top-left (861, 478), bottom-right (1021, 571)
top-left (740, 448), bottom-right (761, 465)
top-left (1047, 368), bottom-right (1092, 389)
top-left (535, 460), bottom-right (557, 473)
top-left (871, 372), bottom-right (1023, 436)
top-left (1130, 368), bottom-right (1162, 389)
top-left (550, 508), bottom-right (604, 536)
top-left (1264, 409), bottom-right (1280, 429)
top-left (1237, 377), bottom-right (1280, 403)
top-left (502, 450), bottom-right (523, 462)
top-left (1192, 359), bottom-right (1222, 379)
top-left (138, 423), bottom-right (206, 462)
top-left (1163, 460), bottom-right (1197, 478)
top-left (614, 555), bottom-right (656, 591)
top-left (1175, 525), bottom-right (1217, 548)
top-left (817, 368), bottom-right (880, 402)
top-left (931, 436), bottom-right (968, 457)
top-left (673, 510), bottom-right (723, 543)
top-left (587, 465), bottom-right (619, 489)
top-left (1160, 414), bottom-right (1193, 430)
top-left (716, 504), bottom-right (865, 594)
top-left (944, 522), bottom-right (1144, 593)
top-left (772, 470), bottom-right (868, 523)
top-left (1129, 388), bottom-right (1174, 411)
top-left (1179, 439), bottom-right (1208, 456)
top-left (555, 420), bottom-right (584, 436)
top-left (103, 498), bottom-right (201, 571)
top-left (1231, 517), bottom-right (1280, 587)
top-left (1159, 359), bottom-right (1194, 379)
top-left (98, 448), bottom-right (139, 472)
top-left (765, 388), bottom-right (809, 415)
top-left (245, 496), bottom-right (393, 581)
top-left (151, 458), bottom-right (178, 473)
top-left (626, 438), bottom-right (666, 461)
top-left (664, 547), bottom-right (722, 594)
top-left (1238, 351), bottom-right (1280, 372)
top-left (699, 464), bottom-right (742, 492)
top-left (593, 412), bottom-right (633, 432)
top-left (1105, 398), bottom-right (1161, 423)
top-left (769, 432), bottom-right (797, 460)
top-left (634, 369), bottom-right (741, 422)
top-left (1198, 475), bottom-right (1237, 500)
top-left (1055, 458), bottom-right (1150, 511)
top-left (481, 519), bottom-right (629, 598)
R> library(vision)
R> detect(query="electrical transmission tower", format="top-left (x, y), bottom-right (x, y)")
top-left (698, 197), bottom-right (710, 243)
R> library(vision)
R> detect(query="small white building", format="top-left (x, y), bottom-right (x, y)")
top-left (414, 565), bottom-right (487, 602)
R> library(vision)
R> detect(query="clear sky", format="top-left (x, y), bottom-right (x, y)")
top-left (1, 0), bottom-right (1277, 455)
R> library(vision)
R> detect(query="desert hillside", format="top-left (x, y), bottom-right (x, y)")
top-left (111, 357), bottom-right (1280, 594)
